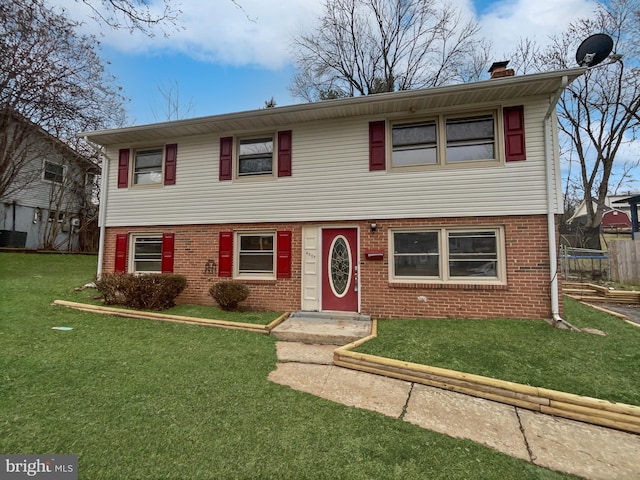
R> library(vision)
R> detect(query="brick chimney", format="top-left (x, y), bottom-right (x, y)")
top-left (489, 61), bottom-right (515, 79)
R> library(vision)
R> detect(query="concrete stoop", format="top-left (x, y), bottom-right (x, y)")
top-left (270, 311), bottom-right (372, 345)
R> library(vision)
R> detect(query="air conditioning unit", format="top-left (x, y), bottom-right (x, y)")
top-left (70, 218), bottom-right (81, 227)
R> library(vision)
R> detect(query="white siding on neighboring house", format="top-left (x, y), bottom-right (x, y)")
top-left (9, 155), bottom-right (67, 209)
top-left (103, 96), bottom-right (561, 227)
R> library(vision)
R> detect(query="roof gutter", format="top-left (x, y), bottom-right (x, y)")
top-left (543, 75), bottom-right (576, 329)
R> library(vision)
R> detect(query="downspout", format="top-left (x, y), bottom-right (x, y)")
top-left (97, 155), bottom-right (107, 280)
top-left (544, 76), bottom-right (575, 329)
top-left (85, 137), bottom-right (107, 280)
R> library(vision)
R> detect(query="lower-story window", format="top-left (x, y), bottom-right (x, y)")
top-left (237, 232), bottom-right (275, 277)
top-left (391, 227), bottom-right (504, 284)
top-left (448, 230), bottom-right (498, 277)
top-left (132, 235), bottom-right (162, 273)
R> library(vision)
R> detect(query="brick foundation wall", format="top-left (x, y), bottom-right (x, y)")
top-left (103, 214), bottom-right (561, 320)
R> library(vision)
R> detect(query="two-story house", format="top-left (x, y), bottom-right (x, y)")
top-left (81, 67), bottom-right (585, 320)
top-left (0, 110), bottom-right (98, 251)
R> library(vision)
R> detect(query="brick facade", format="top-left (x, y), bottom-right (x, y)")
top-left (103, 214), bottom-right (561, 320)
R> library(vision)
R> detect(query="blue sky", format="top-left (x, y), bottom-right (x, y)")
top-left (52, 0), bottom-right (599, 126)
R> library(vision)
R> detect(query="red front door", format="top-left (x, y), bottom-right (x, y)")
top-left (321, 228), bottom-right (359, 312)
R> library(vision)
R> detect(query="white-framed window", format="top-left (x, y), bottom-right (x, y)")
top-left (131, 235), bottom-right (162, 273)
top-left (43, 160), bottom-right (66, 184)
top-left (236, 232), bottom-right (275, 277)
top-left (391, 112), bottom-right (497, 168)
top-left (238, 137), bottom-right (274, 177)
top-left (391, 227), bottom-right (505, 284)
top-left (133, 148), bottom-right (163, 185)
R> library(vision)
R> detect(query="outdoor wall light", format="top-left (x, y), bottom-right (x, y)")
top-left (370, 222), bottom-right (377, 233)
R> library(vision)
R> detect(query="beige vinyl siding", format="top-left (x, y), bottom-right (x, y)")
top-left (103, 97), bottom-right (561, 227)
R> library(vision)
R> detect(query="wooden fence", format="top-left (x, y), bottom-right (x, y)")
top-left (609, 240), bottom-right (640, 284)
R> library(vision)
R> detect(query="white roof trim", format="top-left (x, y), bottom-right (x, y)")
top-left (80, 68), bottom-right (586, 146)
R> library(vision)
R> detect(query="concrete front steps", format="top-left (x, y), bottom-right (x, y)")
top-left (270, 311), bottom-right (372, 345)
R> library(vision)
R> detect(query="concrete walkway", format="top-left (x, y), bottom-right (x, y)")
top-left (268, 342), bottom-right (640, 480)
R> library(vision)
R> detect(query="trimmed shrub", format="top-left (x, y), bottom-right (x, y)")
top-left (94, 273), bottom-right (127, 305)
top-left (95, 273), bottom-right (187, 311)
top-left (209, 281), bottom-right (250, 311)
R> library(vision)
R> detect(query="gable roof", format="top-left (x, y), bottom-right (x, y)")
top-left (2, 107), bottom-right (96, 171)
top-left (80, 67), bottom-right (586, 146)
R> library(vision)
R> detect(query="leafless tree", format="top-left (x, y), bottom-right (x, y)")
top-left (151, 81), bottom-right (196, 122)
top-left (80, 0), bottom-right (182, 37)
top-left (290, 0), bottom-right (490, 101)
top-left (0, 0), bottom-right (126, 200)
top-left (510, 0), bottom-right (640, 248)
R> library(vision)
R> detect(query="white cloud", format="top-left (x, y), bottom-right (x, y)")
top-left (49, 0), bottom-right (600, 70)
top-left (476, 0), bottom-right (600, 59)
top-left (50, 0), bottom-right (324, 69)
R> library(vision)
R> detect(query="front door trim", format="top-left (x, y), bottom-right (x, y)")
top-left (321, 226), bottom-right (360, 312)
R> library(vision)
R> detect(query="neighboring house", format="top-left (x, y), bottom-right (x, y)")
top-left (568, 195), bottom-right (636, 227)
top-left (81, 67), bottom-right (585, 320)
top-left (0, 111), bottom-right (98, 251)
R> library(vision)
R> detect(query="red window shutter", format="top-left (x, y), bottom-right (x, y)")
top-left (117, 149), bottom-right (130, 188)
top-left (369, 121), bottom-right (386, 171)
top-left (219, 137), bottom-right (233, 181)
top-left (504, 106), bottom-right (526, 162)
top-left (276, 230), bottom-right (292, 278)
top-left (277, 130), bottom-right (292, 177)
top-left (164, 144), bottom-right (177, 185)
top-left (219, 231), bottom-right (233, 277)
top-left (161, 233), bottom-right (175, 273)
top-left (114, 233), bottom-right (128, 273)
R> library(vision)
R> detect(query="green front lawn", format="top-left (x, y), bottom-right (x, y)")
top-left (0, 252), bottom-right (574, 479)
top-left (357, 299), bottom-right (640, 406)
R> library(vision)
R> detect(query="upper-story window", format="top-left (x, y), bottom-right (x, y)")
top-left (43, 161), bottom-right (65, 184)
top-left (133, 148), bottom-right (163, 185)
top-left (391, 112), bottom-right (497, 168)
top-left (219, 132), bottom-right (291, 181)
top-left (445, 115), bottom-right (495, 163)
top-left (238, 137), bottom-right (274, 177)
top-left (118, 144), bottom-right (176, 189)
top-left (392, 122), bottom-right (437, 167)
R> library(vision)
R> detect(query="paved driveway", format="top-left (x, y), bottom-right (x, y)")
top-left (594, 303), bottom-right (640, 325)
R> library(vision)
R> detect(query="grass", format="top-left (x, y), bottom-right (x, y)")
top-left (0, 252), bottom-right (577, 479)
top-left (357, 299), bottom-right (640, 406)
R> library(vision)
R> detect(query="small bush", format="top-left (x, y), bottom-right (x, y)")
top-left (94, 273), bottom-right (127, 305)
top-left (95, 273), bottom-right (187, 311)
top-left (210, 282), bottom-right (250, 311)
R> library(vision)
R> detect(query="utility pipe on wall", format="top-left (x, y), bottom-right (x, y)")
top-left (543, 75), bottom-right (575, 328)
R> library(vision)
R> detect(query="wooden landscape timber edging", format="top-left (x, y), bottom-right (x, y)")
top-left (334, 320), bottom-right (640, 434)
top-left (53, 300), bottom-right (290, 334)
top-left (564, 282), bottom-right (640, 304)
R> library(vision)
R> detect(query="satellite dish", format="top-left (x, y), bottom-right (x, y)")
top-left (576, 33), bottom-right (614, 67)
